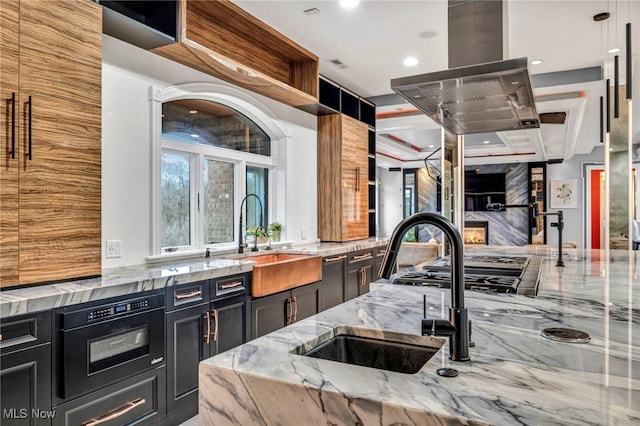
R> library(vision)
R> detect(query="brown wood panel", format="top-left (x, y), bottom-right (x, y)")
top-left (341, 115), bottom-right (368, 241)
top-left (15, 0), bottom-right (102, 285)
top-left (317, 114), bottom-right (368, 242)
top-left (317, 115), bottom-right (343, 242)
top-left (152, 0), bottom-right (318, 108)
top-left (0, 0), bottom-right (20, 286)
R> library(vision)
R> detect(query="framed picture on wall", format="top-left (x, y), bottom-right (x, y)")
top-left (550, 179), bottom-right (578, 209)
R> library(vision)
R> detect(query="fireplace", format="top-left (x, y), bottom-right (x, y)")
top-left (464, 221), bottom-right (488, 245)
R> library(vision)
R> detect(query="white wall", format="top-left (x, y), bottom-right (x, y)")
top-left (102, 36), bottom-right (317, 268)
top-left (377, 167), bottom-right (404, 237)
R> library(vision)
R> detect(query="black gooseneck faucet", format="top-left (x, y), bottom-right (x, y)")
top-left (379, 212), bottom-right (470, 362)
top-left (537, 210), bottom-right (564, 267)
top-left (238, 193), bottom-right (264, 254)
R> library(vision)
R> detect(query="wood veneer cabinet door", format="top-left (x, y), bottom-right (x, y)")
top-left (0, 0), bottom-right (20, 285)
top-left (0, 0), bottom-right (102, 287)
top-left (317, 114), bottom-right (368, 242)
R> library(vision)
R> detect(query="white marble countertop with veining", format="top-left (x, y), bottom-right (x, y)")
top-left (199, 247), bottom-right (639, 425)
top-left (0, 239), bottom-right (389, 317)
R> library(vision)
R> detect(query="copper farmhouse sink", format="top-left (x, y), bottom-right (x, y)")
top-left (245, 253), bottom-right (322, 297)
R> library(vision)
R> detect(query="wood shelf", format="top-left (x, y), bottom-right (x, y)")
top-left (152, 0), bottom-right (319, 108)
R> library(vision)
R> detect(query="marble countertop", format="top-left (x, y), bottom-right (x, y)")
top-left (199, 247), bottom-right (639, 425)
top-left (0, 238), bottom-right (388, 317)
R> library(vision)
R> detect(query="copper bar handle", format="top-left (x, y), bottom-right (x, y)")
top-left (292, 296), bottom-right (298, 322)
top-left (286, 298), bottom-right (291, 325)
top-left (175, 289), bottom-right (202, 300)
top-left (360, 266), bottom-right (365, 287)
top-left (83, 398), bottom-right (145, 426)
top-left (26, 96), bottom-right (31, 160)
top-left (353, 252), bottom-right (372, 260)
top-left (377, 250), bottom-right (387, 256)
top-left (211, 309), bottom-right (219, 341)
top-left (324, 255), bottom-right (347, 263)
top-left (203, 311), bottom-right (211, 344)
top-left (10, 92), bottom-right (15, 159)
top-left (363, 267), bottom-right (367, 287)
top-left (220, 281), bottom-right (243, 289)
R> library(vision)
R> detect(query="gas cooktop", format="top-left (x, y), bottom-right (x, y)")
top-left (392, 254), bottom-right (531, 293)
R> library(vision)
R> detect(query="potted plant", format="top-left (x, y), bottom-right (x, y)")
top-left (267, 222), bottom-right (282, 242)
top-left (247, 226), bottom-right (269, 244)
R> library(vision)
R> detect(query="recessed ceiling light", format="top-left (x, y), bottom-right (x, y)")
top-left (339, 0), bottom-right (359, 8)
top-left (608, 47), bottom-right (621, 53)
top-left (418, 31), bottom-right (438, 39)
top-left (483, 140), bottom-right (491, 144)
top-left (190, 134), bottom-right (199, 138)
top-left (403, 57), bottom-right (419, 67)
top-left (428, 144), bottom-right (435, 148)
top-left (189, 110), bottom-right (198, 114)
top-left (530, 59), bottom-right (543, 65)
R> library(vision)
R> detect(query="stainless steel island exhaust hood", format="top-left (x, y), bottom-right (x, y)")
top-left (390, 57), bottom-right (539, 135)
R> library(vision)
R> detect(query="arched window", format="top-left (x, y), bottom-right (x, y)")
top-left (151, 84), bottom-right (287, 257)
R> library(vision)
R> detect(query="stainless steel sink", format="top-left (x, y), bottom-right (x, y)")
top-left (296, 327), bottom-right (443, 374)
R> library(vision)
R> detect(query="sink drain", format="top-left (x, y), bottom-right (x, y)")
top-left (541, 327), bottom-right (590, 343)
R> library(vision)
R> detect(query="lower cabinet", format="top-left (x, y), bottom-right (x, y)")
top-left (372, 246), bottom-right (388, 282)
top-left (318, 254), bottom-right (347, 311)
top-left (345, 249), bottom-right (374, 301)
top-left (1, 344), bottom-right (52, 426)
top-left (52, 366), bottom-right (165, 426)
top-left (165, 275), bottom-right (250, 424)
top-left (251, 281), bottom-right (321, 339)
top-left (0, 310), bottom-right (52, 426)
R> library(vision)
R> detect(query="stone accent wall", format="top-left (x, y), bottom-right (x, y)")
top-left (205, 161), bottom-right (234, 243)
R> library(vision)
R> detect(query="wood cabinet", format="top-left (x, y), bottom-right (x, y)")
top-left (345, 250), bottom-right (374, 301)
top-left (151, 0), bottom-right (318, 108)
top-left (53, 366), bottom-right (165, 426)
top-left (165, 275), bottom-right (249, 422)
top-left (250, 281), bottom-right (321, 339)
top-left (318, 254), bottom-right (347, 311)
top-left (318, 114), bottom-right (369, 242)
top-left (0, 310), bottom-right (52, 425)
top-left (0, 0), bottom-right (102, 287)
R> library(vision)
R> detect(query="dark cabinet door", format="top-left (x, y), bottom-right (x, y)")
top-left (165, 303), bottom-right (208, 414)
top-left (250, 291), bottom-right (290, 339)
top-left (211, 294), bottom-right (249, 355)
top-left (0, 344), bottom-right (51, 426)
top-left (319, 255), bottom-right (346, 311)
top-left (372, 247), bottom-right (387, 282)
top-left (346, 251), bottom-right (374, 301)
top-left (291, 282), bottom-right (321, 323)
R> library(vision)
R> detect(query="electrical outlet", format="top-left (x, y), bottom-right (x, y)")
top-left (301, 228), bottom-right (308, 240)
top-left (106, 240), bottom-right (122, 258)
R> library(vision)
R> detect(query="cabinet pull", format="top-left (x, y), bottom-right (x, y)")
top-left (325, 255), bottom-right (346, 263)
top-left (83, 398), bottom-right (146, 426)
top-left (211, 309), bottom-right (219, 341)
top-left (204, 311), bottom-right (211, 344)
top-left (9, 92), bottom-right (16, 159)
top-left (286, 297), bottom-right (293, 325)
top-left (292, 296), bottom-right (298, 322)
top-left (377, 250), bottom-right (387, 256)
top-left (352, 252), bottom-right (372, 261)
top-left (26, 96), bottom-right (32, 160)
top-left (175, 289), bottom-right (202, 300)
top-left (220, 281), bottom-right (243, 289)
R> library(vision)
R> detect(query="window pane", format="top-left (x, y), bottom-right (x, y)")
top-left (246, 166), bottom-right (268, 228)
top-left (204, 160), bottom-right (235, 244)
top-left (161, 153), bottom-right (191, 247)
top-left (162, 99), bottom-right (271, 156)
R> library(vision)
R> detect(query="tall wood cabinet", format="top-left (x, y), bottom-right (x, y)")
top-left (0, 0), bottom-right (102, 287)
top-left (318, 114), bottom-right (369, 241)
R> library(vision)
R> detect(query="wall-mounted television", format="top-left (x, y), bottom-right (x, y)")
top-left (465, 171), bottom-right (506, 211)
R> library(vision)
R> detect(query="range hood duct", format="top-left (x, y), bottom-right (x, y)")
top-left (390, 0), bottom-right (539, 135)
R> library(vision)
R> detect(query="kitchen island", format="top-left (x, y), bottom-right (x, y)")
top-left (199, 246), bottom-right (639, 425)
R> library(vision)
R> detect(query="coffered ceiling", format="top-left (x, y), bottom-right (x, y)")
top-left (234, 0), bottom-right (640, 167)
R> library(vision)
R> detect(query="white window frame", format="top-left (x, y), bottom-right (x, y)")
top-left (149, 83), bottom-right (289, 258)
